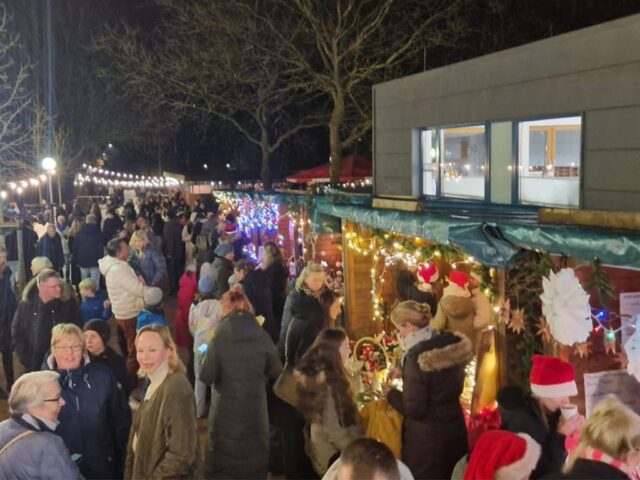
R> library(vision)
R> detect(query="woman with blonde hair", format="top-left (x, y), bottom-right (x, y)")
top-left (562, 396), bottom-right (640, 479)
top-left (200, 287), bottom-right (282, 479)
top-left (43, 323), bottom-right (131, 479)
top-left (387, 300), bottom-right (472, 479)
top-left (125, 324), bottom-right (199, 479)
top-left (128, 230), bottom-right (166, 287)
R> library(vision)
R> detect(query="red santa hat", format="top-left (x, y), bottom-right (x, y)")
top-left (448, 270), bottom-right (470, 289)
top-left (418, 262), bottom-right (439, 283)
top-left (464, 430), bottom-right (541, 480)
top-left (530, 354), bottom-right (578, 398)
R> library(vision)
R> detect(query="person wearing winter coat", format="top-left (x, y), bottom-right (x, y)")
top-left (235, 259), bottom-right (278, 343)
top-left (12, 269), bottom-right (83, 372)
top-left (189, 276), bottom-right (222, 418)
top-left (102, 208), bottom-right (124, 246)
top-left (431, 270), bottom-right (478, 344)
top-left (45, 323), bottom-right (131, 479)
top-left (0, 247), bottom-right (17, 393)
top-left (261, 242), bottom-right (289, 331)
top-left (200, 287), bottom-right (282, 479)
top-left (387, 300), bottom-right (473, 480)
top-left (0, 371), bottom-right (82, 480)
top-left (72, 214), bottom-right (104, 286)
top-left (99, 238), bottom-right (150, 389)
top-left (498, 355), bottom-right (585, 478)
top-left (37, 223), bottom-right (65, 273)
top-left (78, 278), bottom-right (112, 324)
top-left (209, 242), bottom-right (235, 298)
top-left (561, 396), bottom-right (640, 479)
top-left (125, 325), bottom-right (199, 479)
top-left (136, 287), bottom-right (168, 331)
top-left (296, 328), bottom-right (363, 475)
top-left (163, 211), bottom-right (186, 294)
top-left (176, 264), bottom-right (198, 366)
top-left (128, 230), bottom-right (167, 287)
top-left (396, 268), bottom-right (438, 317)
top-left (84, 319), bottom-right (130, 396)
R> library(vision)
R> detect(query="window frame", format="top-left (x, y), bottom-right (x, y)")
top-left (419, 122), bottom-right (491, 202)
top-left (513, 113), bottom-right (584, 208)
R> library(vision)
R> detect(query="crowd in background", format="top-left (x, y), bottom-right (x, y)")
top-left (0, 191), bottom-right (639, 480)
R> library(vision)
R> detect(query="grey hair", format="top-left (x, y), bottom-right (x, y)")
top-left (36, 268), bottom-right (60, 288)
top-left (9, 371), bottom-right (61, 414)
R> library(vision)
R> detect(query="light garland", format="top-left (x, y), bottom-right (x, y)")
top-left (1, 173), bottom-right (51, 200)
top-left (74, 165), bottom-right (180, 189)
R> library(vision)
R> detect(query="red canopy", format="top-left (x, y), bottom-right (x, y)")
top-left (285, 154), bottom-right (372, 184)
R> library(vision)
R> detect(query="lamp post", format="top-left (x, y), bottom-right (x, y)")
top-left (41, 156), bottom-right (56, 203)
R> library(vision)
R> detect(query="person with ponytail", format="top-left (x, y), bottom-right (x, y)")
top-left (295, 328), bottom-right (362, 475)
top-left (200, 286), bottom-right (282, 479)
top-left (386, 300), bottom-right (472, 479)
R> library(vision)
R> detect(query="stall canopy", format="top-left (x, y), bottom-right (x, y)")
top-left (285, 155), bottom-right (372, 184)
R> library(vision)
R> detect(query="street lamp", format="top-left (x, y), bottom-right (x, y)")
top-left (41, 156), bottom-right (56, 204)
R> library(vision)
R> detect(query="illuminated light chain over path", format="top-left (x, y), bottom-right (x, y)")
top-left (74, 165), bottom-right (180, 189)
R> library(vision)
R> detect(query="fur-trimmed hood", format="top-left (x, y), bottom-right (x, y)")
top-left (22, 276), bottom-right (76, 303)
top-left (417, 333), bottom-right (473, 373)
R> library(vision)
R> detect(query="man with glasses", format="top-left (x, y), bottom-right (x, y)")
top-left (0, 371), bottom-right (81, 479)
top-left (11, 269), bottom-right (83, 372)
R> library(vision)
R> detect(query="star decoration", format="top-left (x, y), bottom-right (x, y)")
top-left (574, 341), bottom-right (591, 358)
top-left (535, 317), bottom-right (553, 344)
top-left (508, 308), bottom-right (526, 334)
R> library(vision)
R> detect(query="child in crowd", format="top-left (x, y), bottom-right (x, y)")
top-left (189, 276), bottom-right (222, 418)
top-left (78, 278), bottom-right (112, 324)
top-left (136, 287), bottom-right (168, 331)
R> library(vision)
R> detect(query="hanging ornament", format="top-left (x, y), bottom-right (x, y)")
top-left (574, 341), bottom-right (592, 359)
top-left (540, 268), bottom-right (592, 346)
top-left (535, 317), bottom-right (553, 344)
top-left (604, 333), bottom-right (617, 355)
top-left (508, 308), bottom-right (526, 334)
top-left (624, 316), bottom-right (640, 381)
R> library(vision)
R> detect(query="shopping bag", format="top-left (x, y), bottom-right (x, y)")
top-left (360, 398), bottom-right (403, 458)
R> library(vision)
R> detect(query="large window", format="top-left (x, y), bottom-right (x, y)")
top-left (518, 116), bottom-right (581, 207)
top-left (421, 124), bottom-right (486, 200)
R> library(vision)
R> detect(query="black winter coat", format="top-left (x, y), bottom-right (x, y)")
top-left (278, 289), bottom-right (301, 358)
top-left (211, 256), bottom-right (234, 299)
top-left (46, 358), bottom-right (131, 480)
top-left (283, 292), bottom-right (325, 366)
top-left (387, 331), bottom-right (472, 480)
top-left (101, 216), bottom-right (123, 246)
top-left (37, 233), bottom-right (64, 271)
top-left (72, 224), bottom-right (104, 268)
top-left (162, 219), bottom-right (185, 260)
top-left (498, 386), bottom-right (566, 479)
top-left (200, 310), bottom-right (282, 479)
top-left (12, 295), bottom-right (83, 371)
top-left (89, 345), bottom-right (130, 396)
top-left (243, 269), bottom-right (277, 343)
top-left (264, 262), bottom-right (289, 331)
top-left (560, 459), bottom-right (630, 479)
top-left (0, 268), bottom-right (17, 350)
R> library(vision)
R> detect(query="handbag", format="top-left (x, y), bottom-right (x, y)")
top-left (273, 322), bottom-right (299, 407)
top-left (0, 430), bottom-right (35, 456)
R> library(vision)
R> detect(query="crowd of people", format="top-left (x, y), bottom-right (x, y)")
top-left (0, 191), bottom-right (639, 480)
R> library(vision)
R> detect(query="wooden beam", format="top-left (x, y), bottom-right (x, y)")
top-left (372, 197), bottom-right (422, 212)
top-left (539, 208), bottom-right (640, 231)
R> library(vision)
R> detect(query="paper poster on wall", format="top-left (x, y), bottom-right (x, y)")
top-left (584, 369), bottom-right (640, 416)
top-left (620, 292), bottom-right (640, 347)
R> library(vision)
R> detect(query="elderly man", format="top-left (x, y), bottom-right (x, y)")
top-left (12, 269), bottom-right (83, 372)
top-left (99, 237), bottom-right (149, 387)
top-left (72, 213), bottom-right (104, 286)
top-left (0, 371), bottom-right (81, 479)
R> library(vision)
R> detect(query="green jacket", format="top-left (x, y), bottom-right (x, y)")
top-left (125, 372), bottom-right (199, 479)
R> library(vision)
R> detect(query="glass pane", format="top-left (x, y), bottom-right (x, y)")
top-left (528, 131), bottom-right (547, 170)
top-left (440, 125), bottom-right (485, 199)
top-left (555, 130), bottom-right (581, 169)
top-left (421, 129), bottom-right (437, 195)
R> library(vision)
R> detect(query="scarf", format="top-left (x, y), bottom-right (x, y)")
top-left (298, 283), bottom-right (328, 299)
top-left (401, 327), bottom-right (437, 365)
top-left (579, 446), bottom-right (639, 480)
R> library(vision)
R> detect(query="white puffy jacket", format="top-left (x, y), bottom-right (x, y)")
top-left (98, 255), bottom-right (147, 319)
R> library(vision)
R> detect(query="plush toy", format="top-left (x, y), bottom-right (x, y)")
top-left (432, 270), bottom-right (478, 343)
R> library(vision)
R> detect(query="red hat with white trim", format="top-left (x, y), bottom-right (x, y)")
top-left (464, 430), bottom-right (541, 480)
top-left (448, 270), bottom-right (470, 289)
top-left (530, 354), bottom-right (578, 398)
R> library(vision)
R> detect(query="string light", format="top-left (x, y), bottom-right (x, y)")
top-left (74, 165), bottom-right (180, 189)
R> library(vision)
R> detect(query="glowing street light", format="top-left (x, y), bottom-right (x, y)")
top-left (41, 156), bottom-right (57, 203)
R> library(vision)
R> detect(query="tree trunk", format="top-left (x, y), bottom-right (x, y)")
top-left (329, 92), bottom-right (345, 183)
top-left (260, 128), bottom-right (272, 190)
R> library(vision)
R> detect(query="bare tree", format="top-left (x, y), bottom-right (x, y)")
top-left (93, 0), bottom-right (325, 188)
top-left (0, 3), bottom-right (36, 179)
top-left (250, 0), bottom-right (466, 181)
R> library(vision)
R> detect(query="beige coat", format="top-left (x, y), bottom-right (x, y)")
top-left (124, 372), bottom-right (199, 479)
top-left (431, 284), bottom-right (477, 343)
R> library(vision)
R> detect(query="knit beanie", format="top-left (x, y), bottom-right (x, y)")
top-left (144, 287), bottom-right (163, 308)
top-left (464, 430), bottom-right (541, 480)
top-left (530, 354), bottom-right (578, 398)
top-left (83, 319), bottom-right (111, 345)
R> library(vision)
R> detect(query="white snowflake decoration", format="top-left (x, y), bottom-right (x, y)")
top-left (624, 315), bottom-right (640, 382)
top-left (540, 268), bottom-right (592, 346)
